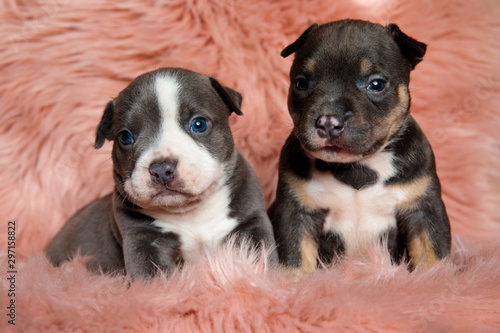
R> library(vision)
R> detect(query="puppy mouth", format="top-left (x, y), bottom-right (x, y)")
top-left (305, 133), bottom-right (354, 155)
top-left (316, 144), bottom-right (357, 156)
top-left (304, 139), bottom-right (364, 163)
top-left (154, 186), bottom-right (191, 197)
top-left (145, 178), bottom-right (221, 213)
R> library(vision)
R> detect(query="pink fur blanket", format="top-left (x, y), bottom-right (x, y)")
top-left (1, 0), bottom-right (499, 331)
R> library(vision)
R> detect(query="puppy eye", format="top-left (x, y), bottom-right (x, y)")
top-left (118, 129), bottom-right (134, 146)
top-left (294, 78), bottom-right (309, 91)
top-left (368, 79), bottom-right (386, 92)
top-left (190, 117), bottom-right (209, 133)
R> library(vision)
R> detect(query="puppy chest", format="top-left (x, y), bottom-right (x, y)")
top-left (152, 213), bottom-right (238, 262)
top-left (150, 186), bottom-right (238, 261)
top-left (302, 173), bottom-right (402, 257)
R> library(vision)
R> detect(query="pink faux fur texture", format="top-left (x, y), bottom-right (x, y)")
top-left (0, 0), bottom-right (499, 331)
top-left (1, 240), bottom-right (500, 332)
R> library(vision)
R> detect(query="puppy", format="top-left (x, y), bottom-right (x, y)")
top-left (270, 20), bottom-right (451, 274)
top-left (47, 68), bottom-right (277, 279)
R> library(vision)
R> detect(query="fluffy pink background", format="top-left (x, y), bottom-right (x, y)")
top-left (1, 0), bottom-right (499, 331)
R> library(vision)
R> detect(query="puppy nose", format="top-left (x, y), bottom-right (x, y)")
top-left (316, 115), bottom-right (345, 140)
top-left (149, 159), bottom-right (177, 185)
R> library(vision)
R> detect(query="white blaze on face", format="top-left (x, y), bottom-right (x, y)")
top-left (123, 74), bottom-right (223, 210)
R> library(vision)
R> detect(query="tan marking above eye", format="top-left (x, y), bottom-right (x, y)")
top-left (360, 59), bottom-right (373, 75)
top-left (304, 58), bottom-right (316, 73)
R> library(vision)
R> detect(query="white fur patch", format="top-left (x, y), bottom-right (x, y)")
top-left (124, 74), bottom-right (222, 210)
top-left (304, 151), bottom-right (406, 258)
top-left (150, 184), bottom-right (238, 261)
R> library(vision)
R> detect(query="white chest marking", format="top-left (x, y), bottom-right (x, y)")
top-left (304, 152), bottom-right (406, 258)
top-left (149, 184), bottom-right (238, 261)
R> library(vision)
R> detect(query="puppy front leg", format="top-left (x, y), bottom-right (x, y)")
top-left (272, 192), bottom-right (325, 275)
top-left (122, 228), bottom-right (182, 280)
top-left (398, 204), bottom-right (451, 272)
top-left (278, 215), bottom-right (320, 276)
top-left (227, 214), bottom-right (279, 263)
top-left (113, 196), bottom-right (183, 280)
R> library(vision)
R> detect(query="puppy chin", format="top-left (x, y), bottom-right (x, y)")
top-left (147, 194), bottom-right (203, 214)
top-left (308, 146), bottom-right (363, 163)
top-left (301, 134), bottom-right (363, 163)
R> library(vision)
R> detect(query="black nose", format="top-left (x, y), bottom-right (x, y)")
top-left (149, 159), bottom-right (177, 185)
top-left (316, 115), bottom-right (345, 141)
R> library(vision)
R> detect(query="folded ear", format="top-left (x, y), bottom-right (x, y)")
top-left (94, 99), bottom-right (115, 149)
top-left (209, 77), bottom-right (243, 116)
top-left (281, 23), bottom-right (319, 58)
top-left (386, 24), bottom-right (427, 70)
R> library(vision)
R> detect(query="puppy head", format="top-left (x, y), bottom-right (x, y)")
top-left (282, 20), bottom-right (426, 163)
top-left (95, 68), bottom-right (243, 213)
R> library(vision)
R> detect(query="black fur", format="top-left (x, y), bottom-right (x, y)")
top-left (281, 23), bottom-right (319, 58)
top-left (271, 19), bottom-right (450, 272)
top-left (209, 77), bottom-right (243, 115)
top-left (315, 160), bottom-right (379, 190)
top-left (95, 100), bottom-right (115, 149)
top-left (318, 231), bottom-right (345, 266)
top-left (386, 24), bottom-right (427, 69)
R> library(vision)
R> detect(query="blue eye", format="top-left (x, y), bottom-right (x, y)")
top-left (368, 80), bottom-right (386, 92)
top-left (118, 129), bottom-right (134, 146)
top-left (190, 117), bottom-right (208, 133)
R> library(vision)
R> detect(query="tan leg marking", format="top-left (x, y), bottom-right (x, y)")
top-left (300, 233), bottom-right (319, 275)
top-left (408, 229), bottom-right (440, 272)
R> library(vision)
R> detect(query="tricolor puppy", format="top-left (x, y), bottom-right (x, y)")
top-left (270, 20), bottom-right (451, 274)
top-left (47, 68), bottom-right (277, 279)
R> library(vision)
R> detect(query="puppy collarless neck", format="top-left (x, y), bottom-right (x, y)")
top-left (314, 160), bottom-right (378, 190)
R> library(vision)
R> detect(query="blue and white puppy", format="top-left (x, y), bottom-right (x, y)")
top-left (47, 68), bottom-right (278, 279)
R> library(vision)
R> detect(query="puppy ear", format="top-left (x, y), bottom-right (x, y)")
top-left (94, 99), bottom-right (115, 149)
top-left (386, 24), bottom-right (427, 69)
top-left (209, 77), bottom-right (243, 116)
top-left (281, 23), bottom-right (319, 58)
